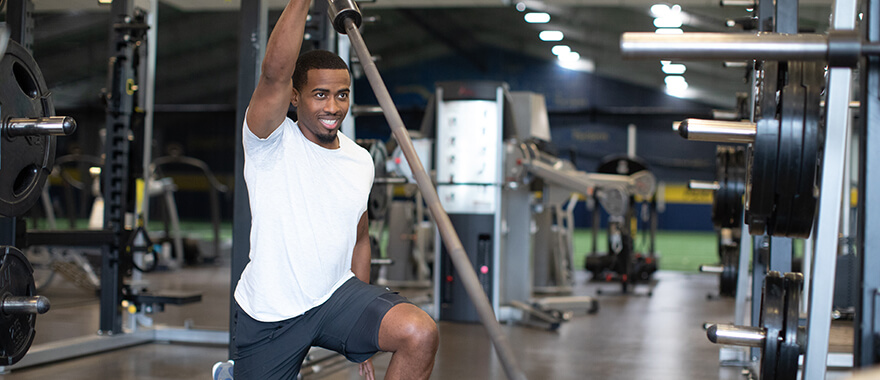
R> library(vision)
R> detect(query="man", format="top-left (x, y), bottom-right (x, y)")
top-left (229, 1), bottom-right (439, 379)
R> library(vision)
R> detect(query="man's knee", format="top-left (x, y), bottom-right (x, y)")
top-left (400, 311), bottom-right (439, 354)
top-left (382, 305), bottom-right (439, 355)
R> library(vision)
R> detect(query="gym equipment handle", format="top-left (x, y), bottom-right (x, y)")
top-left (5, 116), bottom-right (77, 138)
top-left (2, 295), bottom-right (50, 315)
top-left (678, 119), bottom-right (756, 143)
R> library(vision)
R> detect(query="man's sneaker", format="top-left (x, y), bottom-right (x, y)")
top-left (212, 360), bottom-right (234, 380)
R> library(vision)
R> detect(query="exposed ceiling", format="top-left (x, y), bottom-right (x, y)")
top-left (24, 0), bottom-right (834, 110)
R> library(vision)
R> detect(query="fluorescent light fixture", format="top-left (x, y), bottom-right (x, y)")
top-left (559, 57), bottom-right (595, 72)
top-left (662, 63), bottom-right (687, 74)
top-left (558, 51), bottom-right (580, 63)
top-left (655, 28), bottom-right (684, 34)
top-left (665, 75), bottom-right (689, 92)
top-left (539, 31), bottom-right (564, 41)
top-left (650, 4), bottom-right (669, 16)
top-left (654, 16), bottom-right (683, 28)
top-left (525, 12), bottom-right (551, 23)
top-left (551, 45), bottom-right (571, 56)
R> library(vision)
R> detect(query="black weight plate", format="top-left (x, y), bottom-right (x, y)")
top-left (0, 246), bottom-right (37, 365)
top-left (760, 271), bottom-right (785, 380)
top-left (711, 147), bottom-right (730, 229)
top-left (719, 242), bottom-right (739, 297)
top-left (0, 41), bottom-right (56, 217)
top-left (730, 147), bottom-right (747, 227)
top-left (771, 62), bottom-right (806, 237)
top-left (777, 272), bottom-right (803, 380)
top-left (788, 62), bottom-right (824, 238)
top-left (747, 61), bottom-right (781, 236)
top-left (358, 139), bottom-right (389, 221)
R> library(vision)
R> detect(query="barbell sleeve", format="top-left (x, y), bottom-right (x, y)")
top-left (2, 295), bottom-right (50, 315)
top-left (327, 0), bottom-right (362, 35)
top-left (707, 324), bottom-right (766, 347)
top-left (678, 119), bottom-right (756, 143)
top-left (689, 180), bottom-right (720, 191)
top-left (5, 116), bottom-right (77, 138)
top-left (339, 15), bottom-right (529, 380)
top-left (621, 32), bottom-right (828, 61)
top-left (622, 30), bottom-right (869, 67)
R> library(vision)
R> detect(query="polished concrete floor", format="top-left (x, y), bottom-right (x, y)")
top-left (0, 257), bottom-right (847, 380)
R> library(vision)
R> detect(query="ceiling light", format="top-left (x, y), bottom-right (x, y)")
top-left (654, 16), bottom-right (683, 28)
top-left (525, 12), bottom-right (551, 23)
top-left (559, 57), bottom-right (595, 72)
top-left (516, 2), bottom-right (527, 12)
top-left (655, 28), bottom-right (683, 34)
top-left (665, 75), bottom-right (689, 92)
top-left (650, 4), bottom-right (670, 17)
top-left (551, 45), bottom-right (571, 56)
top-left (558, 51), bottom-right (580, 63)
top-left (539, 31), bottom-right (564, 41)
top-left (662, 63), bottom-right (687, 74)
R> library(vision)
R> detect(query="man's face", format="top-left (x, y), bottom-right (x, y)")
top-left (292, 69), bottom-right (351, 149)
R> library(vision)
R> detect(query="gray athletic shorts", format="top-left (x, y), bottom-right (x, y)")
top-left (232, 277), bottom-right (410, 380)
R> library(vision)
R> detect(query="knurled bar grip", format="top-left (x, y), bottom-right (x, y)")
top-left (337, 12), bottom-right (529, 380)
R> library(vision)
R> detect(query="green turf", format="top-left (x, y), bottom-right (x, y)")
top-left (572, 229), bottom-right (719, 272)
top-left (28, 217), bottom-right (737, 273)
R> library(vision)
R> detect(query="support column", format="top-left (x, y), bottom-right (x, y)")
top-left (231, 0), bottom-right (267, 359)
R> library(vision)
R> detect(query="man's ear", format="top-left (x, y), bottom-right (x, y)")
top-left (290, 87), bottom-right (299, 107)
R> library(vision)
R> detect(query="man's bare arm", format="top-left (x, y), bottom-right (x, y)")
top-left (351, 211), bottom-right (372, 283)
top-left (246, 0), bottom-right (311, 138)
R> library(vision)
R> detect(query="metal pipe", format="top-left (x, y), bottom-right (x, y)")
top-left (678, 119), bottom-right (756, 143)
top-left (689, 180), bottom-right (720, 191)
top-left (5, 116), bottom-right (76, 137)
top-left (340, 16), bottom-right (528, 380)
top-left (2, 295), bottom-right (50, 315)
top-left (707, 324), bottom-right (766, 347)
top-left (620, 32), bottom-right (828, 61)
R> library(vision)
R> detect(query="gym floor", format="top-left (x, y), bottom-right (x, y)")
top-left (0, 257), bottom-right (856, 380)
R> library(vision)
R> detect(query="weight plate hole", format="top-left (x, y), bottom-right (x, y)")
top-left (12, 62), bottom-right (38, 99)
top-left (13, 165), bottom-right (38, 198)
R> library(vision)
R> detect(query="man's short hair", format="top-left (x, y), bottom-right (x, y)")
top-left (292, 50), bottom-right (350, 91)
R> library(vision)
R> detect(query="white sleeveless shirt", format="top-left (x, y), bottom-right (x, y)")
top-left (235, 116), bottom-right (374, 322)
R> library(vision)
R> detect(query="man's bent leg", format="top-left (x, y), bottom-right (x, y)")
top-left (378, 303), bottom-right (439, 380)
top-left (232, 307), bottom-right (312, 380)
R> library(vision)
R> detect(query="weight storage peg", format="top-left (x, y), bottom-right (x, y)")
top-left (707, 272), bottom-right (803, 380)
top-left (4, 116), bottom-right (76, 139)
top-left (0, 40), bottom-right (73, 217)
top-left (0, 246), bottom-right (50, 366)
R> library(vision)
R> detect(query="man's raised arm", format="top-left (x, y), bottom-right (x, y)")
top-left (246, 0), bottom-right (311, 139)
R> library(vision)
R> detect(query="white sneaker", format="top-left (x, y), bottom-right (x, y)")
top-left (212, 360), bottom-right (234, 380)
